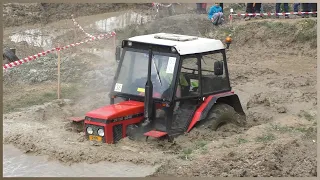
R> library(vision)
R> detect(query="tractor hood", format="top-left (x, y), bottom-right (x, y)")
top-left (85, 101), bottom-right (144, 120)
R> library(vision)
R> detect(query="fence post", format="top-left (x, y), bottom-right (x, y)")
top-left (57, 45), bottom-right (61, 99)
top-left (229, 8), bottom-right (234, 25)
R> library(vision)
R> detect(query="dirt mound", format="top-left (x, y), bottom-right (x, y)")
top-left (153, 116), bottom-right (317, 177)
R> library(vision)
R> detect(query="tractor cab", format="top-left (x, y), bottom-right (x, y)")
top-left (82, 33), bottom-right (246, 144)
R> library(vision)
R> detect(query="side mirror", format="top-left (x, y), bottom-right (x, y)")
top-left (214, 61), bottom-right (224, 76)
top-left (115, 46), bottom-right (121, 62)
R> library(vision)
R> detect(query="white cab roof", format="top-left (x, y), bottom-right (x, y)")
top-left (128, 33), bottom-right (225, 55)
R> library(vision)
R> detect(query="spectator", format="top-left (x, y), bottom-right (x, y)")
top-left (202, 3), bottom-right (207, 14)
top-left (244, 3), bottom-right (254, 21)
top-left (254, 3), bottom-right (262, 14)
top-left (293, 3), bottom-right (300, 12)
top-left (310, 3), bottom-right (317, 17)
top-left (244, 3), bottom-right (262, 20)
top-left (276, 3), bottom-right (289, 18)
top-left (208, 3), bottom-right (224, 25)
top-left (196, 3), bottom-right (207, 14)
top-left (220, 3), bottom-right (223, 12)
top-left (301, 3), bottom-right (310, 18)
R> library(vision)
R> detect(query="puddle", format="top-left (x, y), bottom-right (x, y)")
top-left (3, 144), bottom-right (157, 177)
top-left (91, 11), bottom-right (153, 33)
top-left (8, 11), bottom-right (153, 51)
top-left (9, 29), bottom-right (55, 50)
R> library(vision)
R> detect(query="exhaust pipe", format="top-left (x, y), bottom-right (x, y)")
top-left (142, 48), bottom-right (154, 127)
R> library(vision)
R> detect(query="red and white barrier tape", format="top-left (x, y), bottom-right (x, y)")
top-left (3, 31), bottom-right (116, 70)
top-left (230, 11), bottom-right (317, 17)
top-left (71, 14), bottom-right (95, 38)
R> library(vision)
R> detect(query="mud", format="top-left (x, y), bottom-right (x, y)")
top-left (3, 3), bottom-right (317, 177)
top-left (3, 3), bottom-right (150, 28)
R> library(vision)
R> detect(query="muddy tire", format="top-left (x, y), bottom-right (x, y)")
top-left (204, 103), bottom-right (246, 131)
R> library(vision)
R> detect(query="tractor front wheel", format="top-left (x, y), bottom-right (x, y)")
top-left (204, 103), bottom-right (246, 131)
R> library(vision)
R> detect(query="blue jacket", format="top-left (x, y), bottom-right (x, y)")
top-left (208, 5), bottom-right (222, 20)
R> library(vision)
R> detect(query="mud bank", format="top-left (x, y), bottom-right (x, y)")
top-left (3, 9), bottom-right (317, 177)
top-left (3, 3), bottom-right (151, 28)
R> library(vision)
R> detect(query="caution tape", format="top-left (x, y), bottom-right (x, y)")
top-left (230, 11), bottom-right (317, 17)
top-left (3, 31), bottom-right (116, 70)
top-left (71, 14), bottom-right (95, 38)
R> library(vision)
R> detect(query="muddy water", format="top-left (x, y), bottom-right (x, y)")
top-left (3, 10), bottom-right (161, 177)
top-left (3, 145), bottom-right (157, 177)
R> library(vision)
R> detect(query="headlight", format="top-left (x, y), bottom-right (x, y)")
top-left (86, 127), bottom-right (93, 134)
top-left (97, 128), bottom-right (104, 136)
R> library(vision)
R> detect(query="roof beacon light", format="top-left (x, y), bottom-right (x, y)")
top-left (225, 35), bottom-right (232, 49)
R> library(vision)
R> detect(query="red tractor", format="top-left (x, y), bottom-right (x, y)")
top-left (70, 33), bottom-right (246, 143)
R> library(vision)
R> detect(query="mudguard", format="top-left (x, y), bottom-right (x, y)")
top-left (187, 91), bottom-right (245, 132)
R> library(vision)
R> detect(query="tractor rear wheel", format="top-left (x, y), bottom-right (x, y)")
top-left (204, 103), bottom-right (246, 131)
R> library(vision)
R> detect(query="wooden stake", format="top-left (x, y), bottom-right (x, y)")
top-left (74, 26), bottom-right (77, 45)
top-left (57, 47), bottom-right (61, 99)
top-left (113, 34), bottom-right (116, 50)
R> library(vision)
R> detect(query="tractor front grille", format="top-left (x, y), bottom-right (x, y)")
top-left (113, 124), bottom-right (123, 143)
top-left (85, 124), bottom-right (106, 143)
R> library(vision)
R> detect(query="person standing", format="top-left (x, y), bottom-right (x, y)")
top-left (244, 3), bottom-right (254, 21)
top-left (293, 3), bottom-right (300, 12)
top-left (208, 3), bottom-right (224, 25)
top-left (310, 3), bottom-right (317, 17)
top-left (196, 3), bottom-right (202, 14)
top-left (201, 3), bottom-right (207, 14)
top-left (276, 3), bottom-right (289, 18)
top-left (196, 3), bottom-right (207, 14)
top-left (301, 3), bottom-right (310, 18)
top-left (254, 3), bottom-right (262, 18)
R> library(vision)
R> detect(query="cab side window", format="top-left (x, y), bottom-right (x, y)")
top-left (201, 52), bottom-right (229, 94)
top-left (178, 56), bottom-right (200, 98)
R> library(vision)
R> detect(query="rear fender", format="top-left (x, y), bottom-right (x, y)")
top-left (215, 94), bottom-right (245, 115)
top-left (186, 92), bottom-right (245, 132)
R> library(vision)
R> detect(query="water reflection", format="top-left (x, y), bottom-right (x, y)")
top-left (9, 29), bottom-right (53, 49)
top-left (8, 11), bottom-right (152, 50)
top-left (93, 12), bottom-right (152, 32)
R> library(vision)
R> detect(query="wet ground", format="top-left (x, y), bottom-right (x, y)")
top-left (3, 145), bottom-right (157, 177)
top-left (5, 10), bottom-right (153, 53)
top-left (2, 3), bottom-right (317, 177)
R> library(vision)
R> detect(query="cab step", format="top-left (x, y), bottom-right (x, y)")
top-left (144, 130), bottom-right (168, 138)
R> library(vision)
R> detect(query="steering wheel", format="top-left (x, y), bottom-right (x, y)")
top-left (129, 75), bottom-right (162, 95)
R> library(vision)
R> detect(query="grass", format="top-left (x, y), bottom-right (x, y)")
top-left (255, 133), bottom-right (276, 143)
top-left (179, 148), bottom-right (193, 160)
top-left (195, 140), bottom-right (207, 149)
top-left (298, 110), bottom-right (315, 121)
top-left (237, 138), bottom-right (249, 144)
top-left (3, 83), bottom-right (85, 113)
top-left (269, 123), bottom-right (316, 140)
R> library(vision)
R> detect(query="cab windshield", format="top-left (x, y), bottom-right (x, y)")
top-left (113, 48), bottom-right (178, 100)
